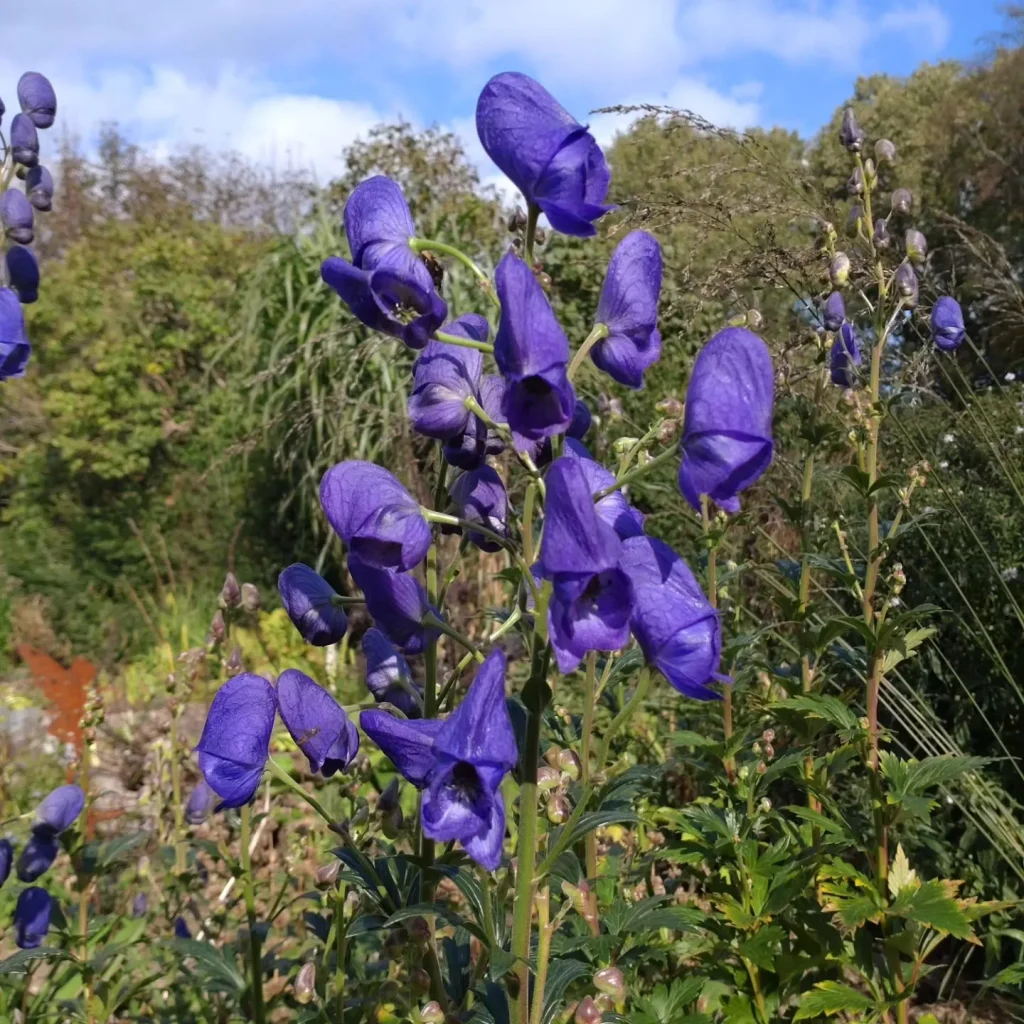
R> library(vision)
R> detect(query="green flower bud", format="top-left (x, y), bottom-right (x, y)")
top-left (295, 961), bottom-right (316, 1004)
top-left (593, 966), bottom-right (626, 1000)
top-left (905, 228), bottom-right (927, 264)
top-left (575, 996), bottom-right (602, 1024)
top-left (829, 252), bottom-right (851, 287)
top-left (547, 793), bottom-right (571, 824)
top-left (556, 748), bottom-right (582, 780)
top-left (241, 582), bottom-right (261, 613)
top-left (613, 436), bottom-right (640, 454)
top-left (537, 766), bottom-right (561, 792)
top-left (746, 309), bottom-right (763, 330)
top-left (421, 1002), bottom-right (445, 1024)
top-left (655, 397), bottom-right (683, 417)
top-left (315, 860), bottom-right (341, 888)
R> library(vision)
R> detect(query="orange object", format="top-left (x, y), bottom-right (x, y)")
top-left (15, 645), bottom-right (92, 754)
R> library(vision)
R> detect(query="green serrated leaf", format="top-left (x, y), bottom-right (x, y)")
top-left (170, 939), bottom-right (245, 993)
top-left (738, 925), bottom-right (785, 972)
top-left (0, 947), bottom-right (75, 975)
top-left (793, 981), bottom-right (875, 1019)
top-left (774, 694), bottom-right (860, 732)
top-left (889, 879), bottom-right (974, 940)
top-left (540, 958), bottom-right (591, 1024)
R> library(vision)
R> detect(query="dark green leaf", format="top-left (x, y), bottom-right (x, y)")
top-left (793, 981), bottom-right (875, 1019)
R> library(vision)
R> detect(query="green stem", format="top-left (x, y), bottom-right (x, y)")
top-left (581, 652), bottom-right (598, 887)
top-left (440, 608), bottom-right (523, 708)
top-left (240, 804), bottom-right (266, 1024)
top-left (410, 237), bottom-right (500, 309)
top-left (595, 669), bottom-right (652, 769)
top-left (595, 445), bottom-right (678, 500)
top-left (267, 758), bottom-right (335, 826)
top-left (422, 508), bottom-right (509, 550)
top-left (334, 886), bottom-right (347, 1024)
top-left (529, 888), bottom-right (552, 1024)
top-left (701, 496), bottom-right (733, 779)
top-left (434, 329), bottom-right (494, 353)
top-left (524, 204), bottom-right (539, 265)
top-left (743, 956), bottom-right (770, 1024)
top-left (170, 709), bottom-right (186, 874)
top-left (422, 612), bottom-right (485, 662)
top-left (567, 324), bottom-right (609, 380)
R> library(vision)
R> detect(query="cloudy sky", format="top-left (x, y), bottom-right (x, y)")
top-left (1, 0), bottom-right (1007, 187)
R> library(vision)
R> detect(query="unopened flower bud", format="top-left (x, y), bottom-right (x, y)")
top-left (0, 190), bottom-right (34, 245)
top-left (507, 207), bottom-right (528, 232)
top-left (575, 996), bottom-right (602, 1024)
top-left (409, 968), bottom-right (431, 996)
top-left (657, 419), bottom-right (678, 443)
top-left (746, 309), bottom-right (763, 330)
top-left (557, 749), bottom-right (582, 780)
top-left (383, 927), bottom-right (408, 954)
top-left (10, 114), bottom-right (39, 168)
top-left (751, 741), bottom-right (761, 756)
top-left (846, 167), bottom-right (863, 196)
top-left (537, 766), bottom-right (560, 792)
top-left (875, 138), bottom-right (896, 164)
top-left (547, 793), bottom-right (571, 824)
top-left (219, 572), bottom-right (241, 608)
top-left (756, 761), bottom-right (767, 775)
top-left (240, 582), bottom-right (261, 613)
top-left (891, 188), bottom-right (912, 216)
top-left (378, 777), bottom-right (401, 813)
top-left (209, 609), bottom-right (227, 645)
top-left (846, 203), bottom-right (863, 234)
top-left (655, 397), bottom-right (683, 417)
top-left (534, 227), bottom-right (548, 246)
top-left (613, 436), bottom-right (640, 454)
top-left (839, 107), bottom-right (865, 152)
top-left (829, 252), bottom-right (851, 287)
top-left (421, 1002), bottom-right (445, 1024)
top-left (873, 218), bottom-right (890, 248)
top-left (315, 860), bottom-right (341, 888)
top-left (895, 263), bottom-right (919, 306)
top-left (863, 158), bottom-right (876, 188)
top-left (759, 797), bottom-right (772, 813)
top-left (821, 220), bottom-right (837, 244)
top-left (294, 961), bottom-right (316, 1004)
top-left (593, 966), bottom-right (626, 1001)
top-left (25, 166), bottom-right (53, 212)
top-left (225, 645), bottom-right (244, 674)
top-left (381, 806), bottom-right (404, 838)
top-left (762, 728), bottom-right (775, 742)
top-left (763, 743), bottom-right (775, 760)
top-left (17, 73), bottom-right (57, 131)
top-left (905, 228), bottom-right (927, 264)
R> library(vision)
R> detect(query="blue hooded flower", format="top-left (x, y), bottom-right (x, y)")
top-left (476, 73), bottom-right (613, 237)
top-left (539, 458), bottom-right (635, 673)
top-left (34, 784), bottom-right (85, 836)
top-left (6, 246), bottom-right (39, 303)
top-left (278, 563), bottom-right (349, 646)
top-left (0, 288), bottom-right (31, 380)
top-left (15, 832), bottom-right (59, 883)
top-left (564, 439), bottom-right (644, 540)
top-left (14, 887), bottom-right (51, 949)
top-left (591, 231), bottom-right (663, 389)
top-left (195, 673), bottom-right (278, 809)
top-left (569, 399), bottom-right (592, 439)
top-left (442, 373), bottom-right (506, 469)
top-left (823, 291), bottom-right (845, 333)
top-left (0, 190), bottom-right (34, 245)
top-left (185, 780), bottom-right (216, 825)
top-left (0, 838), bottom-right (11, 887)
top-left (931, 296), bottom-right (965, 352)
top-left (10, 113), bottom-right (39, 168)
top-left (348, 558), bottom-right (438, 655)
top-left (320, 461), bottom-right (431, 572)
top-left (362, 627), bottom-right (422, 718)
top-left (830, 322), bottom-right (862, 387)
top-left (132, 892), bottom-right (149, 918)
top-left (25, 166), bottom-right (53, 212)
top-left (494, 251), bottom-right (575, 447)
top-left (277, 669), bottom-right (359, 777)
top-left (174, 917), bottom-right (192, 940)
top-left (361, 649), bottom-right (516, 869)
top-left (17, 73), bottom-right (57, 130)
top-left (449, 466), bottom-right (509, 553)
top-left (620, 535), bottom-right (722, 700)
top-left (678, 327), bottom-right (775, 514)
top-left (321, 176), bottom-right (447, 349)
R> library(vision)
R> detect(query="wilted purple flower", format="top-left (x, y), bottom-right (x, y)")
top-left (0, 839), bottom-right (11, 887)
top-left (564, 439), bottom-right (644, 539)
top-left (14, 887), bottom-right (51, 949)
top-left (823, 292), bottom-right (845, 333)
top-left (362, 627), bottom-right (422, 718)
top-left (15, 832), bottom-right (58, 882)
top-left (174, 917), bottom-right (192, 940)
top-left (132, 892), bottom-right (148, 918)
top-left (17, 73), bottom-right (57, 130)
top-left (621, 535), bottom-right (722, 699)
top-left (895, 263), bottom-right (919, 307)
top-left (195, 673), bottom-right (278, 809)
top-left (476, 72), bottom-right (612, 237)
top-left (1, 190), bottom-right (34, 245)
top-left (185, 780), bottom-right (216, 825)
top-left (931, 297), bottom-right (965, 352)
top-left (408, 315), bottom-right (489, 439)
top-left (539, 458), bottom-right (635, 673)
top-left (0, 288), bottom-right (31, 380)
top-left (10, 113), bottom-right (39, 167)
top-left (891, 188), bottom-right (912, 216)
top-left (321, 176), bottom-right (447, 349)
top-left (905, 228), bottom-right (927, 264)
top-left (839, 107), bottom-right (864, 152)
top-left (320, 461), bottom-right (431, 572)
top-left (442, 373), bottom-right (506, 470)
top-left (494, 251), bottom-right (575, 446)
top-left (361, 649), bottom-right (515, 869)
top-left (590, 230), bottom-right (663, 389)
top-left (568, 399), bottom-right (591, 439)
top-left (6, 246), bottom-right (39, 303)
top-left (449, 466), bottom-right (508, 552)
top-left (277, 670), bottom-right (359, 777)
top-left (830, 322), bottom-right (862, 387)
top-left (348, 558), bottom-right (438, 655)
top-left (34, 784), bottom-right (85, 836)
top-left (678, 327), bottom-right (775, 513)
top-left (278, 564), bottom-right (348, 646)
top-left (25, 166), bottom-right (54, 212)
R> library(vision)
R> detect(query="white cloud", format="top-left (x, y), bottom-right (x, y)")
top-left (879, 3), bottom-right (951, 50)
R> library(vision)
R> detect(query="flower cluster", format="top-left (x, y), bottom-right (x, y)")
top-left (1, 71), bottom-right (57, 380)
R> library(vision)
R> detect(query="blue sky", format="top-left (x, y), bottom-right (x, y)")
top-left (1, 0), bottom-right (1010, 189)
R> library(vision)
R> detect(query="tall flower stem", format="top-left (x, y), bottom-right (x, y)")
top-left (170, 709), bottom-right (186, 874)
top-left (410, 237), bottom-right (500, 310)
top-left (524, 204), bottom-right (539, 265)
top-left (240, 804), bottom-right (266, 1024)
top-left (595, 669), bottom-right (652, 769)
top-left (701, 496), bottom-right (733, 779)
top-left (581, 652), bottom-right (598, 887)
top-left (334, 885), bottom-right (347, 1024)
top-left (529, 887), bottom-right (552, 1024)
top-left (434, 329), bottom-right (494, 353)
top-left (567, 324), bottom-right (609, 380)
top-left (595, 444), bottom-right (678, 499)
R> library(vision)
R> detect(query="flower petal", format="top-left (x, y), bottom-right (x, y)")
top-left (360, 709), bottom-right (443, 787)
top-left (278, 669), bottom-right (359, 777)
top-left (278, 564), bottom-right (348, 646)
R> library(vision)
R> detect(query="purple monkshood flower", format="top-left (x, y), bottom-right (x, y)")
top-left (16, 832), bottom-right (59, 882)
top-left (174, 917), bottom-right (192, 940)
top-left (591, 231), bottom-right (663, 389)
top-left (277, 669), bottom-right (359, 777)
top-left (6, 246), bottom-right (39, 303)
top-left (26, 166), bottom-right (54, 212)
top-left (678, 327), bottom-right (775, 514)
top-left (18, 73), bottom-right (56, 130)
top-left (539, 458), bottom-right (635, 673)
top-left (34, 784), bottom-right (85, 836)
top-left (348, 558), bottom-right (439, 655)
top-left (564, 439), bottom-right (644, 540)
top-left (1, 288), bottom-right (31, 379)
top-left (569, 399), bottom-right (591, 439)
top-left (931, 296), bottom-right (965, 352)
top-left (185, 780), bottom-right (216, 825)
top-left (449, 466), bottom-right (509, 553)
top-left (620, 535), bottom-right (722, 700)
top-left (830, 322), bottom-right (862, 387)
top-left (895, 263), bottom-right (919, 307)
top-left (476, 73), bottom-right (613, 237)
top-left (1, 190), bottom-right (34, 246)
top-left (408, 315), bottom-right (490, 439)
top-left (0, 838), bottom-right (12, 887)
top-left (278, 564), bottom-right (349, 646)
top-left (14, 887), bottom-right (52, 949)
top-left (823, 292), bottom-right (845, 333)
top-left (361, 649), bottom-right (516, 869)
top-left (196, 673), bottom-right (278, 809)
top-left (362, 628), bottom-right (422, 718)
top-left (10, 113), bottom-right (39, 168)
top-left (321, 176), bottom-right (446, 350)
top-left (494, 251), bottom-right (575, 447)
top-left (320, 461), bottom-right (431, 573)
top-left (132, 892), bottom-right (149, 918)
top-left (442, 372), bottom-right (506, 470)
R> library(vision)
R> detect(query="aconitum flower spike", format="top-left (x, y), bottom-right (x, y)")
top-left (14, 887), bottom-right (51, 949)
top-left (195, 673), bottom-right (278, 808)
top-left (278, 564), bottom-right (348, 646)
top-left (564, 438), bottom-right (644, 539)
top-left (476, 72), bottom-right (613, 237)
top-left (678, 327), bottom-right (774, 513)
top-left (539, 458), bottom-right (635, 672)
top-left (875, 138), bottom-right (896, 164)
top-left (891, 188), bottom-right (912, 215)
top-left (10, 113), bottom-right (39, 167)
top-left (895, 263), bottom-right (919, 307)
top-left (830, 322), bottom-right (862, 387)
top-left (590, 230), bottom-right (663, 388)
top-left (1, 190), bottom-right (34, 245)
top-left (568, 399), bottom-right (591, 439)
top-left (362, 627), bottom-right (422, 717)
top-left (839, 107), bottom-right (865, 152)
top-left (26, 166), bottom-right (54, 212)
top-left (348, 558), bottom-right (438, 654)
top-left (823, 292), bottom-right (845, 333)
top-left (0, 288), bottom-right (31, 380)
top-left (0, 839), bottom-right (11, 886)
top-left (320, 461), bottom-right (431, 572)
top-left (621, 535), bottom-right (721, 699)
top-left (277, 670), bottom-right (359, 777)
top-left (34, 784), bottom-right (85, 836)
top-left (449, 465), bottom-right (508, 552)
top-left (15, 832), bottom-right (58, 882)
top-left (905, 228), bottom-right (927, 264)
top-left (931, 297), bottom-right (965, 352)
top-left (17, 73), bottom-right (57, 130)
top-left (321, 176), bottom-right (447, 349)
top-left (494, 251), bottom-right (575, 447)
top-left (185, 780), bottom-right (216, 824)
top-left (6, 246), bottom-right (39, 303)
